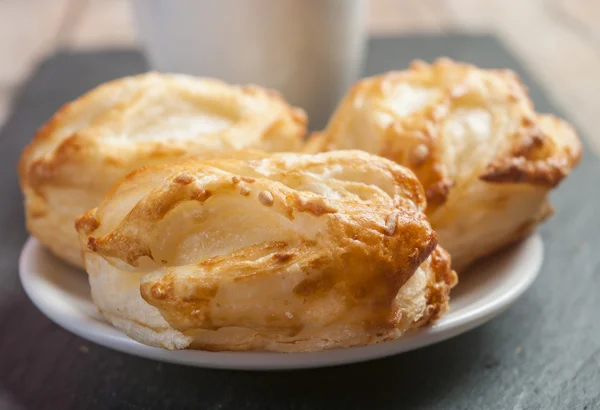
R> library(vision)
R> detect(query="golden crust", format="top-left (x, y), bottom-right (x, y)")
top-left (309, 58), bottom-right (581, 270)
top-left (77, 151), bottom-right (456, 352)
top-left (19, 73), bottom-right (307, 267)
top-left (413, 245), bottom-right (457, 326)
top-left (480, 114), bottom-right (582, 186)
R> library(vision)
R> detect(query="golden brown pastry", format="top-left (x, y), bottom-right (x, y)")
top-left (308, 58), bottom-right (582, 270)
top-left (19, 73), bottom-right (306, 267)
top-left (76, 151), bottom-right (457, 352)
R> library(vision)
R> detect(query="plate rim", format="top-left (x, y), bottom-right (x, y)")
top-left (19, 235), bottom-right (543, 370)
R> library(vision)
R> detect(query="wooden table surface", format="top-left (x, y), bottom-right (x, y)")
top-left (1, 0), bottom-right (598, 158)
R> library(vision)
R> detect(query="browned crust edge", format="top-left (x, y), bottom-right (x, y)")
top-left (414, 246), bottom-right (458, 327)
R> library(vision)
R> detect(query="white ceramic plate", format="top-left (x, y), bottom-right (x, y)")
top-left (19, 235), bottom-right (543, 370)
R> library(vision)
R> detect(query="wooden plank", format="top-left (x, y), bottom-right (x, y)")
top-left (0, 0), bottom-right (70, 87)
top-left (62, 0), bottom-right (135, 50)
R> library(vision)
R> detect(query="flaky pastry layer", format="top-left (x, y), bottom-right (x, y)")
top-left (308, 58), bottom-right (581, 270)
top-left (19, 73), bottom-right (306, 267)
top-left (76, 151), bottom-right (457, 352)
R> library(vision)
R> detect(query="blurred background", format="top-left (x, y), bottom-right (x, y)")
top-left (1, 0), bottom-right (598, 153)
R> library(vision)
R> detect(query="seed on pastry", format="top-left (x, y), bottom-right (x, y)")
top-left (76, 151), bottom-right (457, 352)
top-left (384, 211), bottom-right (399, 235)
top-left (308, 58), bottom-right (581, 270)
top-left (174, 173), bottom-right (194, 185)
top-left (18, 72), bottom-right (306, 267)
top-left (258, 190), bottom-right (274, 206)
top-left (410, 144), bottom-right (430, 166)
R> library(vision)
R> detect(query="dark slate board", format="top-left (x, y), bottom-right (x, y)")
top-left (0, 35), bottom-right (598, 410)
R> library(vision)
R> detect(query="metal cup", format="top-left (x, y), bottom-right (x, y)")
top-left (132, 0), bottom-right (367, 130)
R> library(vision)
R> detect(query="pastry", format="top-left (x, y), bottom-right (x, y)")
top-left (308, 59), bottom-right (582, 270)
top-left (76, 150), bottom-right (457, 352)
top-left (19, 73), bottom-right (306, 267)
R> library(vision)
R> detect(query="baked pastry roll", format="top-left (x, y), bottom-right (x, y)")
top-left (76, 151), bottom-right (457, 352)
top-left (307, 59), bottom-right (582, 270)
top-left (19, 73), bottom-right (306, 267)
